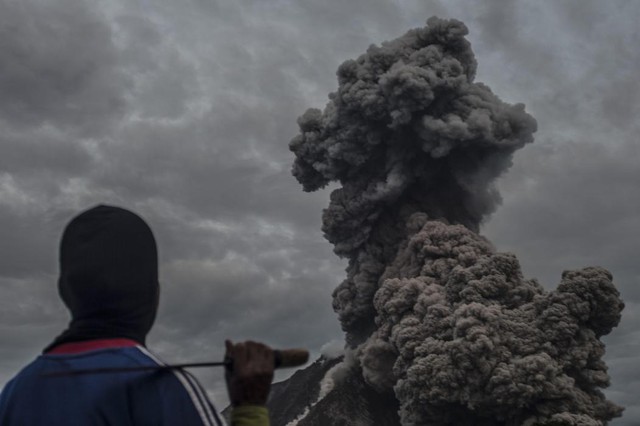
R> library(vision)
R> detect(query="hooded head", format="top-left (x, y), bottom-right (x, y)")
top-left (45, 205), bottom-right (159, 351)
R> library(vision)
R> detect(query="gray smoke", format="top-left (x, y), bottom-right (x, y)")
top-left (290, 17), bottom-right (624, 426)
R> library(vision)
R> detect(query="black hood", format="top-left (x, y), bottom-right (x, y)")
top-left (45, 205), bottom-right (159, 352)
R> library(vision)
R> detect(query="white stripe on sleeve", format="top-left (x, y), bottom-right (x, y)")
top-left (136, 346), bottom-right (225, 426)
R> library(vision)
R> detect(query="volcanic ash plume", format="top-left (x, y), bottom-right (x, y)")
top-left (290, 17), bottom-right (624, 425)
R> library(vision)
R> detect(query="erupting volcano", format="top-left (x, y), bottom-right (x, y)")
top-left (271, 17), bottom-right (623, 426)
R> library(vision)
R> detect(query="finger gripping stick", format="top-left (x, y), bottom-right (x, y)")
top-left (274, 349), bottom-right (309, 369)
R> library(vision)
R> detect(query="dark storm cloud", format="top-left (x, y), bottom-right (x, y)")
top-left (485, 140), bottom-right (640, 294)
top-left (0, 0), bottom-right (129, 136)
top-left (0, 131), bottom-right (93, 178)
top-left (466, 1), bottom-right (640, 138)
top-left (0, 274), bottom-right (65, 389)
top-left (0, 0), bottom-right (129, 289)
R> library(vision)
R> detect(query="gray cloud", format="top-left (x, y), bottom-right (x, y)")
top-left (0, 0), bottom-right (129, 136)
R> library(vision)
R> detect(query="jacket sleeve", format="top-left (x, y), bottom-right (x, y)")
top-left (230, 405), bottom-right (270, 426)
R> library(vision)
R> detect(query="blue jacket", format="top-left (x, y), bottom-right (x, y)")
top-left (0, 344), bottom-right (226, 426)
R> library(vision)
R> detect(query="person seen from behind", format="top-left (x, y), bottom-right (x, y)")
top-left (0, 205), bottom-right (273, 425)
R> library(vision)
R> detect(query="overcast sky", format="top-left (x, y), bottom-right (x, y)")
top-left (0, 0), bottom-right (638, 423)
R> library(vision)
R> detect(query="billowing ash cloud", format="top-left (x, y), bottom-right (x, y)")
top-left (290, 17), bottom-right (624, 425)
top-left (291, 16), bottom-right (537, 345)
top-left (366, 218), bottom-right (623, 425)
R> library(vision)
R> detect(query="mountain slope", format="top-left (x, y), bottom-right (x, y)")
top-left (267, 356), bottom-right (401, 426)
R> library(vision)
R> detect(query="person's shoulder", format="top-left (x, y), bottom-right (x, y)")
top-left (0, 356), bottom-right (48, 404)
top-left (3, 356), bottom-right (48, 383)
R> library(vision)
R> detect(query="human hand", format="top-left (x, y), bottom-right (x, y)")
top-left (224, 340), bottom-right (275, 406)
